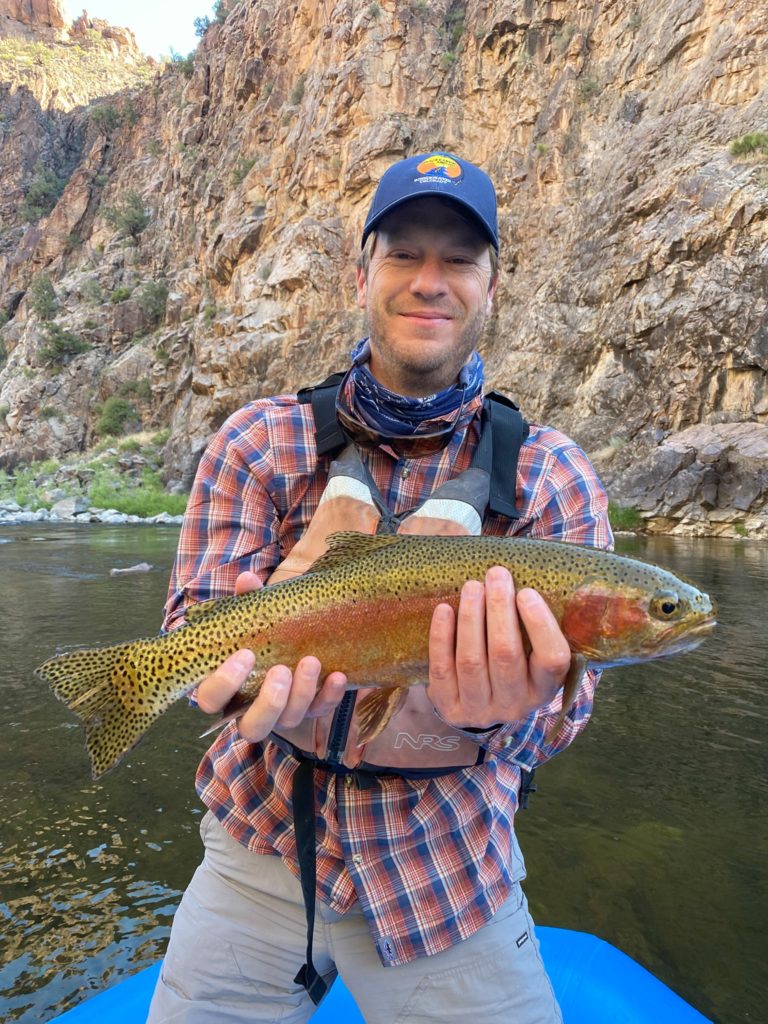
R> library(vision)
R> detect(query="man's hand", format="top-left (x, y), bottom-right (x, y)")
top-left (192, 571), bottom-right (348, 743)
top-left (427, 566), bottom-right (572, 730)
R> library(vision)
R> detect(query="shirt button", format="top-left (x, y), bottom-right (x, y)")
top-left (400, 465), bottom-right (410, 478)
top-left (344, 775), bottom-right (354, 788)
top-left (352, 854), bottom-right (363, 865)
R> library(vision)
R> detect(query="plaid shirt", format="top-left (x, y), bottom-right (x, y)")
top-left (164, 391), bottom-right (613, 967)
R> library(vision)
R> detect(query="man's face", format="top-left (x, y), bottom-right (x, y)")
top-left (356, 197), bottom-right (497, 397)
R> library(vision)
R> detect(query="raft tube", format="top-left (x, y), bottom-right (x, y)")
top-left (52, 927), bottom-right (712, 1023)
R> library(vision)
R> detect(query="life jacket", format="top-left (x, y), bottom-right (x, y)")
top-left (268, 374), bottom-right (529, 780)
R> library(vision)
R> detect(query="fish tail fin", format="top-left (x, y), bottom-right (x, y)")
top-left (36, 641), bottom-right (164, 779)
top-left (544, 654), bottom-right (587, 746)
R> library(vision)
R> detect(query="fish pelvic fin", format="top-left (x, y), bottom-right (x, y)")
top-left (544, 653), bottom-right (588, 746)
top-left (36, 641), bottom-right (168, 780)
top-left (356, 686), bottom-right (409, 744)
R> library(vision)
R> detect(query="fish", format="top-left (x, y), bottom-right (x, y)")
top-left (36, 531), bottom-right (716, 779)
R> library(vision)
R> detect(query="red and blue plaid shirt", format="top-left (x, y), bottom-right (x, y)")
top-left (164, 391), bottom-right (613, 966)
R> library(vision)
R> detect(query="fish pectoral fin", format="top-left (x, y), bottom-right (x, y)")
top-left (307, 531), bottom-right (406, 573)
top-left (356, 686), bottom-right (409, 745)
top-left (544, 653), bottom-right (588, 745)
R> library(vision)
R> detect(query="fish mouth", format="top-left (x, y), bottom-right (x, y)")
top-left (653, 615), bottom-right (718, 657)
top-left (596, 615), bottom-right (718, 669)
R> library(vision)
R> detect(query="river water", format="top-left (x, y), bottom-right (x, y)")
top-left (0, 525), bottom-right (765, 1024)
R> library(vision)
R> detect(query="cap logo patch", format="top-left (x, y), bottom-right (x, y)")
top-left (414, 154), bottom-right (463, 185)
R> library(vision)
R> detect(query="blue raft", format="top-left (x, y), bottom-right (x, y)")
top-left (52, 926), bottom-right (711, 1023)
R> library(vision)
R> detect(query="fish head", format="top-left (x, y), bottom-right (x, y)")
top-left (560, 572), bottom-right (717, 667)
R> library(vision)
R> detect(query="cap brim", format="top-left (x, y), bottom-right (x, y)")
top-left (363, 191), bottom-right (499, 251)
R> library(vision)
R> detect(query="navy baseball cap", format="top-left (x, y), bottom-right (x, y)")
top-left (361, 152), bottom-right (499, 252)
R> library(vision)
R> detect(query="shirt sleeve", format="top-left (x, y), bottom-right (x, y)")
top-left (162, 405), bottom-right (283, 631)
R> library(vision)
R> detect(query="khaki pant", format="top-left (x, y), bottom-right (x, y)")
top-left (147, 812), bottom-right (562, 1024)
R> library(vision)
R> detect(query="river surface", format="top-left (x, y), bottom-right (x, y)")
top-left (0, 524), bottom-right (765, 1024)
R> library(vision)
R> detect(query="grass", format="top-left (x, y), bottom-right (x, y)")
top-left (88, 467), bottom-right (188, 517)
top-left (0, 431), bottom-right (187, 517)
top-left (608, 501), bottom-right (644, 532)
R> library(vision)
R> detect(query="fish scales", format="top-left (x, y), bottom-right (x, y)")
top-left (36, 532), bottom-right (716, 778)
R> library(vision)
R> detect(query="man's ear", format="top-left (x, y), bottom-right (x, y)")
top-left (486, 273), bottom-right (499, 313)
top-left (356, 266), bottom-right (367, 310)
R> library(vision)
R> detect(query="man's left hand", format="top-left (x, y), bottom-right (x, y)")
top-left (426, 566), bottom-right (572, 730)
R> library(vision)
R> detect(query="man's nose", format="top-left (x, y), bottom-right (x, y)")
top-left (408, 257), bottom-right (448, 298)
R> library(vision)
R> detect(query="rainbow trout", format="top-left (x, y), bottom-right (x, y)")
top-left (36, 532), bottom-right (716, 778)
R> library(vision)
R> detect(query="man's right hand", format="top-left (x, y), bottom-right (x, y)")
top-left (192, 571), bottom-right (348, 743)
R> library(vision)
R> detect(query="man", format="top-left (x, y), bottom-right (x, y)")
top-left (148, 152), bottom-right (612, 1023)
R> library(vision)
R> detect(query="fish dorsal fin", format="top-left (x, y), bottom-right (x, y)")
top-left (307, 531), bottom-right (406, 573)
top-left (184, 594), bottom-right (237, 624)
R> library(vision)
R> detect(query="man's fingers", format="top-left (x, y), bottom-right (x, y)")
top-left (195, 649), bottom-right (256, 713)
top-left (236, 664), bottom-right (293, 741)
top-left (427, 602), bottom-right (459, 704)
top-left (277, 656), bottom-right (323, 727)
top-left (484, 566), bottom-right (524, 698)
top-left (236, 659), bottom-right (348, 741)
top-left (516, 588), bottom-right (571, 698)
top-left (306, 670), bottom-right (349, 719)
top-left (235, 571), bottom-right (263, 595)
top-left (453, 579), bottom-right (492, 712)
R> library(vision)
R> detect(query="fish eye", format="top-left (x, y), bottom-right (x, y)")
top-left (650, 590), bottom-right (680, 619)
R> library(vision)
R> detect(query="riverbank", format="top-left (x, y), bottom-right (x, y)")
top-left (0, 498), bottom-right (183, 526)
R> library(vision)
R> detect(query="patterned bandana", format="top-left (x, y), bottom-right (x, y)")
top-left (335, 339), bottom-right (485, 456)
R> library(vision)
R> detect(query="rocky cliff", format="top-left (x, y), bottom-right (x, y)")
top-left (0, 0), bottom-right (766, 537)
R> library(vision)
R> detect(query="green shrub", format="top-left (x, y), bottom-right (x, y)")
top-left (0, 339), bottom-right (6, 366)
top-left (96, 396), bottom-right (139, 436)
top-left (290, 75), bottom-right (306, 104)
top-left (194, 15), bottom-right (211, 36)
top-left (136, 280), bottom-right (168, 324)
top-left (368, 2), bottom-right (381, 17)
top-left (88, 466), bottom-right (187, 517)
top-left (20, 163), bottom-right (67, 222)
top-left (730, 132), bottom-right (768, 157)
top-left (90, 104), bottom-right (120, 134)
top-left (28, 273), bottom-right (59, 319)
top-left (579, 77), bottom-right (601, 99)
top-left (445, 8), bottom-right (464, 48)
top-left (169, 49), bottom-right (195, 77)
top-left (608, 501), bottom-right (643, 532)
top-left (80, 278), bottom-right (103, 304)
top-left (119, 379), bottom-right (152, 401)
top-left (231, 156), bottom-right (256, 185)
top-left (41, 405), bottom-right (58, 418)
top-left (39, 324), bottom-right (91, 366)
top-left (121, 98), bottom-right (139, 125)
top-left (104, 189), bottom-right (150, 240)
top-left (147, 139), bottom-right (163, 157)
top-left (110, 286), bottom-right (133, 303)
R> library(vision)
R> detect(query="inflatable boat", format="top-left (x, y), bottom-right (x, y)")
top-left (52, 926), bottom-right (711, 1023)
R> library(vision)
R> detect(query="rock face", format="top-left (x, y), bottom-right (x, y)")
top-left (0, 0), bottom-right (766, 538)
top-left (0, 0), bottom-right (68, 38)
